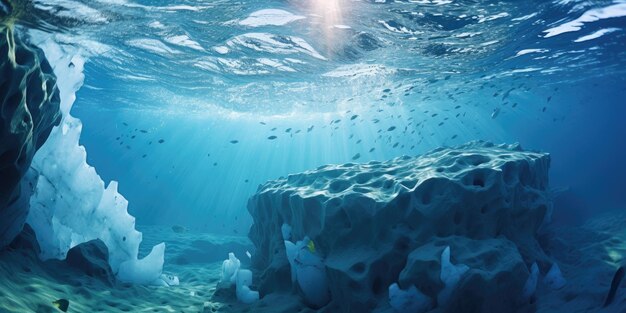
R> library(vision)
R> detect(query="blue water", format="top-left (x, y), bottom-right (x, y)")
top-left (16, 0), bottom-right (626, 233)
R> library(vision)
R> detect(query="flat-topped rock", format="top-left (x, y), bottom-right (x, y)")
top-left (248, 141), bottom-right (553, 312)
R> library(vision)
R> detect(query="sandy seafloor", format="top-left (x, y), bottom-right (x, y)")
top-left (1, 212), bottom-right (624, 313)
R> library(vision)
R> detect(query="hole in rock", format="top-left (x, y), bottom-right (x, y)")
top-left (350, 262), bottom-right (366, 274)
top-left (371, 276), bottom-right (384, 295)
top-left (329, 179), bottom-right (351, 193)
top-left (473, 177), bottom-right (485, 187)
top-left (393, 237), bottom-right (410, 252)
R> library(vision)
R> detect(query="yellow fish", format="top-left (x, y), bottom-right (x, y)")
top-left (52, 299), bottom-right (69, 312)
top-left (307, 240), bottom-right (316, 253)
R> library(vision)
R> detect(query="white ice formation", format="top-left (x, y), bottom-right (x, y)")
top-left (438, 246), bottom-right (469, 305)
top-left (221, 252), bottom-right (259, 304)
top-left (522, 262), bottom-right (540, 300)
top-left (25, 37), bottom-right (166, 285)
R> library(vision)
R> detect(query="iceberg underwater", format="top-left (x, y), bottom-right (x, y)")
top-left (1, 0), bottom-right (625, 312)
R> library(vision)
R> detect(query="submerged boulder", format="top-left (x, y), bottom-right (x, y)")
top-left (65, 239), bottom-right (115, 285)
top-left (248, 141), bottom-right (552, 312)
top-left (0, 25), bottom-right (61, 249)
top-left (8, 222), bottom-right (41, 255)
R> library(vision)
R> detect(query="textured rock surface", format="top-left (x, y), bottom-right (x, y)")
top-left (65, 239), bottom-right (115, 285)
top-left (0, 25), bottom-right (61, 248)
top-left (7, 222), bottom-right (40, 255)
top-left (248, 141), bottom-right (552, 312)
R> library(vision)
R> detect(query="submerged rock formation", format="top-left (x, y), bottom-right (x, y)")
top-left (248, 141), bottom-right (553, 312)
top-left (0, 25), bottom-right (61, 248)
top-left (65, 239), bottom-right (115, 285)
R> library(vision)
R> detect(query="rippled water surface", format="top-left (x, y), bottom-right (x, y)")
top-left (9, 0), bottom-right (626, 230)
top-left (16, 0), bottom-right (626, 112)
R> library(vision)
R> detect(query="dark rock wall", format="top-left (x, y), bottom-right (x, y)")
top-left (0, 25), bottom-right (61, 248)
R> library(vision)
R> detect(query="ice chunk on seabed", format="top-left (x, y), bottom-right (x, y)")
top-left (284, 234), bottom-right (330, 308)
top-left (438, 246), bottom-right (469, 305)
top-left (221, 252), bottom-right (259, 304)
top-left (25, 36), bottom-right (168, 285)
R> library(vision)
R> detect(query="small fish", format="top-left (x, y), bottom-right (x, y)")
top-left (285, 128), bottom-right (292, 133)
top-left (307, 125), bottom-right (314, 132)
top-left (491, 107), bottom-right (501, 119)
top-left (260, 122), bottom-right (266, 125)
top-left (158, 139), bottom-right (165, 144)
top-left (352, 153), bottom-right (361, 160)
top-left (369, 148), bottom-right (375, 152)
top-left (52, 299), bottom-right (69, 312)
top-left (230, 140), bottom-right (239, 144)
top-left (387, 126), bottom-right (396, 131)
top-left (267, 135), bottom-right (277, 140)
top-left (307, 240), bottom-right (316, 253)
top-left (351, 114), bottom-right (358, 120)
top-left (140, 130), bottom-right (148, 133)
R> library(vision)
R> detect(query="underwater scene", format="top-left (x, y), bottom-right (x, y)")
top-left (1, 0), bottom-right (626, 312)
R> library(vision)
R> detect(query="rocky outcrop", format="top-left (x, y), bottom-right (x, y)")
top-left (65, 239), bottom-right (116, 285)
top-left (0, 25), bottom-right (61, 248)
top-left (248, 141), bottom-right (553, 312)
